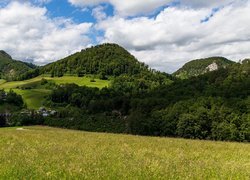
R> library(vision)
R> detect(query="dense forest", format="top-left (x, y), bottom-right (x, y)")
top-left (16, 44), bottom-right (159, 81)
top-left (0, 44), bottom-right (249, 142)
top-left (41, 43), bottom-right (151, 77)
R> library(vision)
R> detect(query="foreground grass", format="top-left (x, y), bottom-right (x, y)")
top-left (0, 126), bottom-right (249, 179)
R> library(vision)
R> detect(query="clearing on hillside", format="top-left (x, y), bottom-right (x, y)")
top-left (0, 76), bottom-right (110, 89)
top-left (0, 76), bottom-right (110, 109)
top-left (0, 126), bottom-right (249, 179)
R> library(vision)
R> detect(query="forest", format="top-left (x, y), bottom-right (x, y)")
top-left (0, 44), bottom-right (249, 142)
top-left (42, 59), bottom-right (249, 141)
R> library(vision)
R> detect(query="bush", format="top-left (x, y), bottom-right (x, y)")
top-left (41, 78), bottom-right (48, 85)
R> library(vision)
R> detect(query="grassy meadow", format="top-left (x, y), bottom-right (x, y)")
top-left (13, 89), bottom-right (51, 109)
top-left (0, 76), bottom-right (110, 89)
top-left (0, 76), bottom-right (110, 109)
top-left (0, 126), bottom-right (249, 179)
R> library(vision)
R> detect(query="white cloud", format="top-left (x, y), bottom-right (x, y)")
top-left (92, 5), bottom-right (107, 21)
top-left (68, 0), bottom-right (237, 16)
top-left (180, 0), bottom-right (235, 8)
top-left (1, 0), bottom-right (52, 5)
top-left (1, 0), bottom-right (250, 73)
top-left (96, 1), bottom-right (250, 72)
top-left (0, 1), bottom-right (92, 65)
top-left (69, 0), bottom-right (106, 6)
top-left (69, 0), bottom-right (173, 16)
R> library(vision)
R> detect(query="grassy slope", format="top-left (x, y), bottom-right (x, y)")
top-left (0, 76), bottom-right (109, 109)
top-left (0, 76), bottom-right (109, 89)
top-left (0, 79), bottom-right (5, 85)
top-left (0, 126), bottom-right (249, 179)
top-left (14, 89), bottom-right (51, 109)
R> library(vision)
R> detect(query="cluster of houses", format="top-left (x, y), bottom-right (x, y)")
top-left (20, 107), bottom-right (57, 117)
top-left (37, 107), bottom-right (57, 117)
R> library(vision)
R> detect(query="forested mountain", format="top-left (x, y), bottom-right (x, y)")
top-left (0, 50), bottom-right (35, 81)
top-left (41, 43), bottom-right (150, 77)
top-left (174, 57), bottom-right (235, 79)
top-left (40, 60), bottom-right (249, 142)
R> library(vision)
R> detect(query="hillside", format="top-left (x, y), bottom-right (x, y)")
top-left (0, 126), bottom-right (249, 179)
top-left (41, 43), bottom-right (149, 77)
top-left (0, 51), bottom-right (35, 81)
top-left (174, 57), bottom-right (235, 79)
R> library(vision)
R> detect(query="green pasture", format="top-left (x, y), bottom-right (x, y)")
top-left (0, 76), bottom-right (110, 109)
top-left (0, 76), bottom-right (109, 89)
top-left (13, 89), bottom-right (51, 109)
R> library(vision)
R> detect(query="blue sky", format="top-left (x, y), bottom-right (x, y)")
top-left (46, 0), bottom-right (99, 23)
top-left (0, 0), bottom-right (249, 72)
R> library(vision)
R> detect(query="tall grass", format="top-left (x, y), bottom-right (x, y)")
top-left (0, 126), bottom-right (249, 179)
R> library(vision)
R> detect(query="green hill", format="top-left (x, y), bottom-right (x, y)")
top-left (0, 50), bottom-right (35, 81)
top-left (41, 43), bottom-right (149, 77)
top-left (174, 57), bottom-right (235, 79)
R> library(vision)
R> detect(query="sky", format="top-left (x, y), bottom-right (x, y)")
top-left (0, 0), bottom-right (250, 73)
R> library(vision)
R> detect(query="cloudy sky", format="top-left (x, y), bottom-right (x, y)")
top-left (0, 0), bottom-right (249, 73)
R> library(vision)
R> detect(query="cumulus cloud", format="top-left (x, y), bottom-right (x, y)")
top-left (69, 0), bottom-right (173, 16)
top-left (1, 0), bottom-right (250, 73)
top-left (68, 0), bottom-right (237, 16)
top-left (96, 1), bottom-right (250, 72)
top-left (0, 1), bottom-right (92, 65)
top-left (180, 0), bottom-right (235, 8)
top-left (92, 5), bottom-right (107, 21)
top-left (1, 0), bottom-right (52, 6)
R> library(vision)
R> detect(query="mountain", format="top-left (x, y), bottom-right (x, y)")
top-left (41, 43), bottom-right (149, 77)
top-left (0, 50), bottom-right (35, 81)
top-left (174, 57), bottom-right (235, 79)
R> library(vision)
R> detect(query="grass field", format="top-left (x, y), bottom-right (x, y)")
top-left (0, 126), bottom-right (249, 179)
top-left (13, 89), bottom-right (51, 109)
top-left (0, 76), bottom-right (110, 89)
top-left (0, 76), bottom-right (110, 109)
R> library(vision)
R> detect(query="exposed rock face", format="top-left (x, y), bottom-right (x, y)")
top-left (206, 62), bottom-right (218, 72)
